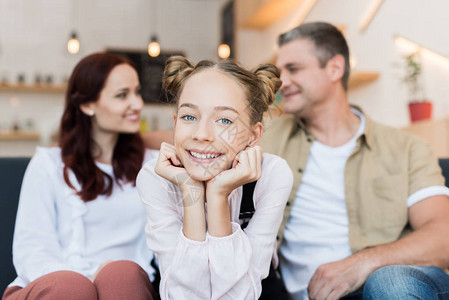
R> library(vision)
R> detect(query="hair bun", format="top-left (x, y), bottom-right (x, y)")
top-left (253, 64), bottom-right (281, 108)
top-left (162, 56), bottom-right (194, 99)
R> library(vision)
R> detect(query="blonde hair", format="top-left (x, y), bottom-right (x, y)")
top-left (163, 56), bottom-right (281, 125)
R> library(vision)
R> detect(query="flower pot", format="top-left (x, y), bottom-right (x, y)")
top-left (408, 101), bottom-right (432, 122)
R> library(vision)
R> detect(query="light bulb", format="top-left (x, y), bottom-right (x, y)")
top-left (67, 32), bottom-right (80, 54)
top-left (148, 40), bottom-right (160, 57)
top-left (218, 44), bottom-right (231, 59)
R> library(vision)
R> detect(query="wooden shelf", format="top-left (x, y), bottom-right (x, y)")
top-left (348, 71), bottom-right (379, 89)
top-left (241, 0), bottom-right (317, 30)
top-left (0, 83), bottom-right (66, 93)
top-left (0, 131), bottom-right (40, 141)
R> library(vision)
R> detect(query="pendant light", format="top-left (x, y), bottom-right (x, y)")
top-left (219, 0), bottom-right (233, 60)
top-left (148, 35), bottom-right (160, 57)
top-left (148, 0), bottom-right (160, 57)
top-left (67, 31), bottom-right (80, 54)
top-left (218, 43), bottom-right (231, 59)
top-left (67, 1), bottom-right (80, 55)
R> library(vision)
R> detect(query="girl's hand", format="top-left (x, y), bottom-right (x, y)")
top-left (206, 146), bottom-right (262, 198)
top-left (155, 142), bottom-right (204, 206)
top-left (154, 142), bottom-right (184, 182)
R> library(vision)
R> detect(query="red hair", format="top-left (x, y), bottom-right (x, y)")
top-left (60, 52), bottom-right (144, 202)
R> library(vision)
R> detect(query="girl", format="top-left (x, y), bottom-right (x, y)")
top-left (137, 56), bottom-right (293, 299)
top-left (3, 53), bottom-right (157, 300)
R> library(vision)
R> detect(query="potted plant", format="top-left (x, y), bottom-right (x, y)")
top-left (403, 52), bottom-right (432, 122)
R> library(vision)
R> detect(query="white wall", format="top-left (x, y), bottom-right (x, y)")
top-left (236, 0), bottom-right (449, 128)
top-left (0, 0), bottom-right (228, 155)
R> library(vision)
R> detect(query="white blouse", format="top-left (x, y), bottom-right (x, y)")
top-left (10, 147), bottom-right (157, 288)
top-left (137, 153), bottom-right (293, 300)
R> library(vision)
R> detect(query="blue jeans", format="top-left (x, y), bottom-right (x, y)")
top-left (343, 265), bottom-right (449, 300)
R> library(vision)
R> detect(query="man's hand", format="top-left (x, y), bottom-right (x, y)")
top-left (308, 195), bottom-right (449, 300)
top-left (308, 252), bottom-right (377, 300)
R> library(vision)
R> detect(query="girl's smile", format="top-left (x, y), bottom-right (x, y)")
top-left (173, 69), bottom-right (257, 181)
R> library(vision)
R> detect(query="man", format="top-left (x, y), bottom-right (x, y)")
top-left (260, 21), bottom-right (449, 299)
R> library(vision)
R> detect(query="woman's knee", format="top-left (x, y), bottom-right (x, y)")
top-left (96, 260), bottom-right (148, 282)
top-left (43, 271), bottom-right (97, 300)
top-left (15, 271), bottom-right (97, 300)
top-left (94, 260), bottom-right (155, 300)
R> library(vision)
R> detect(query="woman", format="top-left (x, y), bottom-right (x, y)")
top-left (137, 56), bottom-right (293, 299)
top-left (3, 53), bottom-right (157, 300)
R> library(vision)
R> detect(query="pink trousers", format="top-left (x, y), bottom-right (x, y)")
top-left (2, 260), bottom-right (156, 300)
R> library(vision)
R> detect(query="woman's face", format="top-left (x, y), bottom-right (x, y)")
top-left (174, 69), bottom-right (261, 181)
top-left (83, 63), bottom-right (143, 136)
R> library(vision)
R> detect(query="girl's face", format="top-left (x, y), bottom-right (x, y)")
top-left (174, 69), bottom-right (262, 181)
top-left (81, 64), bottom-right (143, 137)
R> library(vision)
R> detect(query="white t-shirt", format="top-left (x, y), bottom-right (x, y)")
top-left (279, 110), bottom-right (449, 299)
top-left (10, 147), bottom-right (158, 288)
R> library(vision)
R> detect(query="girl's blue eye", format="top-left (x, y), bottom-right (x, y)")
top-left (181, 115), bottom-right (196, 121)
top-left (218, 118), bottom-right (232, 125)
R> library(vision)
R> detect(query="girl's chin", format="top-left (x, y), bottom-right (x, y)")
top-left (184, 160), bottom-right (234, 182)
top-left (119, 126), bottom-right (140, 134)
top-left (184, 166), bottom-right (224, 182)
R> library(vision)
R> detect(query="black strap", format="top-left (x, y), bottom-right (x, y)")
top-left (259, 263), bottom-right (288, 300)
top-left (238, 180), bottom-right (288, 299)
top-left (239, 181), bottom-right (257, 229)
top-left (150, 256), bottom-right (161, 299)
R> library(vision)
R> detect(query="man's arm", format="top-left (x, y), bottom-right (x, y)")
top-left (308, 194), bottom-right (449, 300)
top-left (141, 130), bottom-right (174, 150)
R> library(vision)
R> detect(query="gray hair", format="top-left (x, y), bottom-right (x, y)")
top-left (278, 22), bottom-right (350, 90)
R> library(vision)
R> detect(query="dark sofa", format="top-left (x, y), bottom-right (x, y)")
top-left (1, 157), bottom-right (449, 295)
top-left (0, 157), bottom-right (30, 295)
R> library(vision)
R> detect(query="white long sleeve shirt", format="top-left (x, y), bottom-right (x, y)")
top-left (9, 147), bottom-right (157, 288)
top-left (137, 153), bottom-right (293, 300)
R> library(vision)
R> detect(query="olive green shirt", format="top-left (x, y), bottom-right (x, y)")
top-left (261, 110), bottom-right (444, 253)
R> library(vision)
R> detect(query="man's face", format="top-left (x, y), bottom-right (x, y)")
top-left (276, 38), bottom-right (332, 118)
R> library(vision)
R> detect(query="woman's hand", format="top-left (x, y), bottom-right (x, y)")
top-left (155, 142), bottom-right (204, 206)
top-left (206, 146), bottom-right (263, 199)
